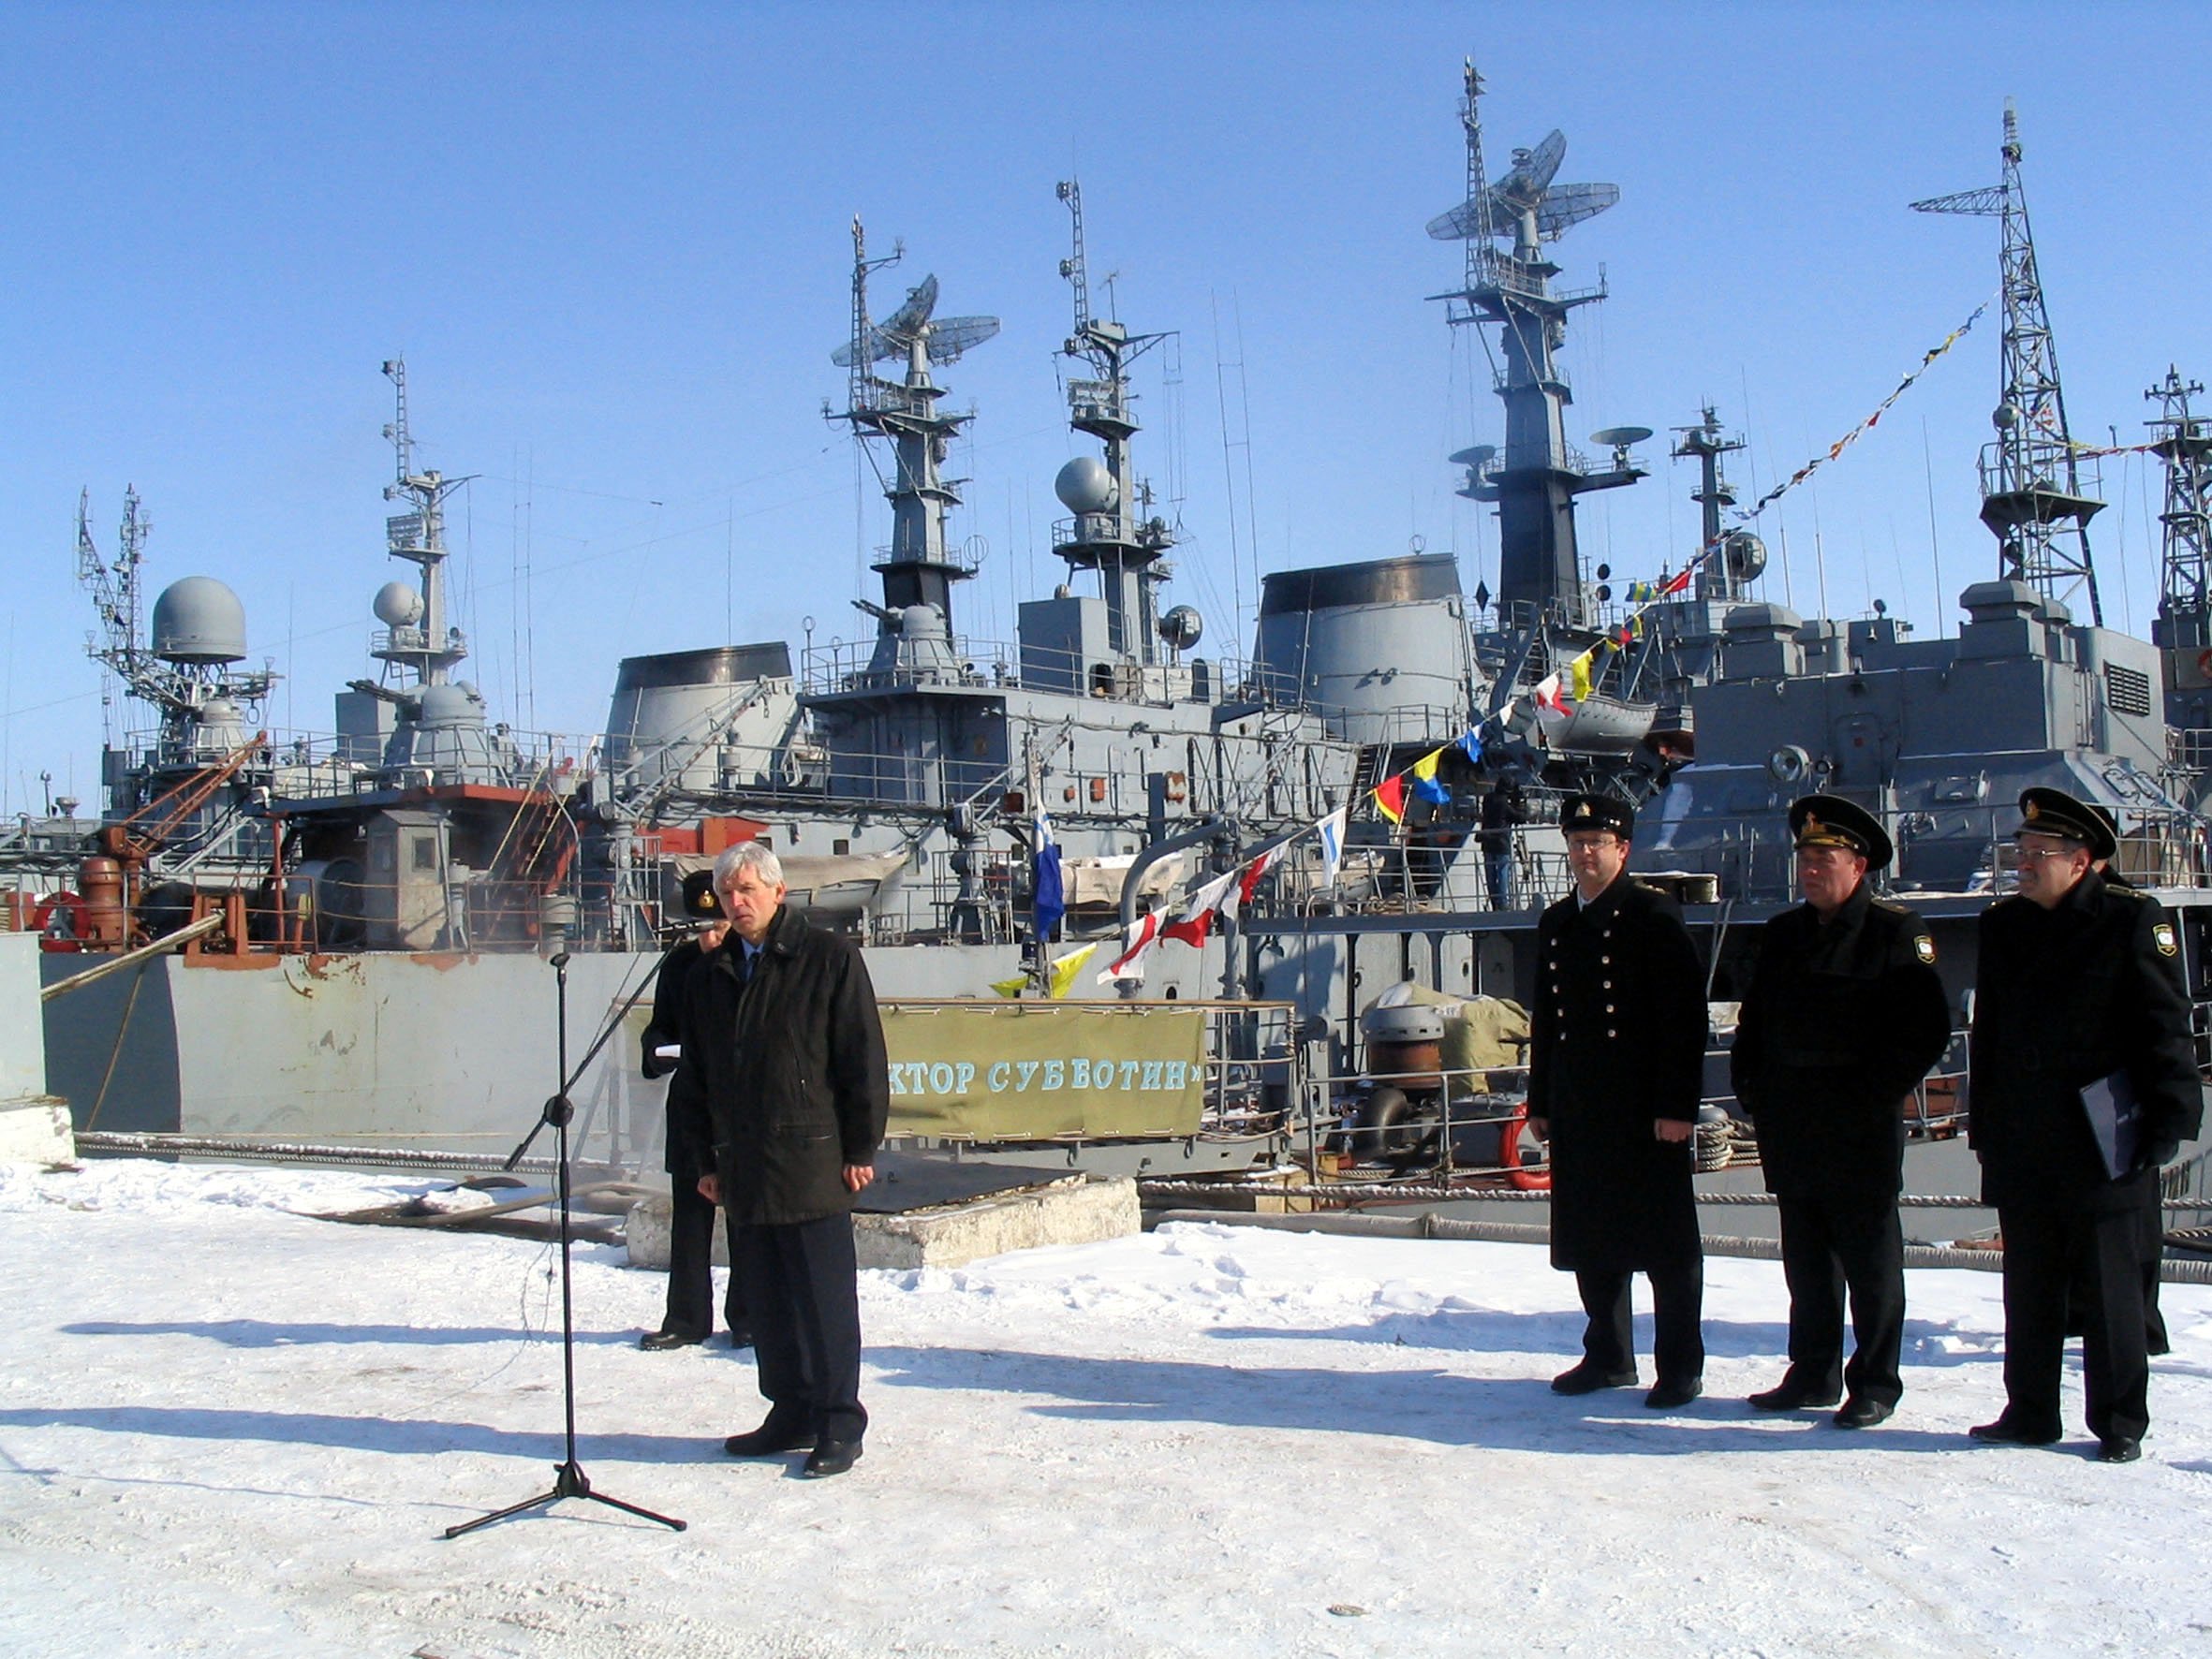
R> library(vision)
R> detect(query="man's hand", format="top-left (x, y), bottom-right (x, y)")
top-left (1526, 1116), bottom-right (1548, 1141)
top-left (842, 1164), bottom-right (875, 1194)
top-left (1654, 1118), bottom-right (1693, 1144)
top-left (697, 1173), bottom-right (720, 1204)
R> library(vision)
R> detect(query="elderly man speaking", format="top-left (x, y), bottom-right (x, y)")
top-left (670, 841), bottom-right (889, 1478)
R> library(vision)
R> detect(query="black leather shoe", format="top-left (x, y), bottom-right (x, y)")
top-left (1551, 1362), bottom-right (1639, 1396)
top-left (1747, 1382), bottom-right (1841, 1411)
top-left (1833, 1396), bottom-right (1894, 1430)
top-left (1969, 1417), bottom-right (2061, 1446)
top-left (803, 1439), bottom-right (863, 1478)
top-left (725, 1329), bottom-right (755, 1350)
top-left (640, 1329), bottom-right (705, 1352)
top-left (1644, 1376), bottom-right (1703, 1410)
top-left (2096, 1435), bottom-right (2142, 1464)
top-left (723, 1419), bottom-right (816, 1458)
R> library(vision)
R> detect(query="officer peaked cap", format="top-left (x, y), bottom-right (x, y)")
top-left (680, 868), bottom-right (724, 919)
top-left (1558, 792), bottom-right (1634, 838)
top-left (1788, 794), bottom-right (1893, 870)
top-left (2015, 786), bottom-right (2117, 861)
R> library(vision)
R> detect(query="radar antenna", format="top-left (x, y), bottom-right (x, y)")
top-left (1913, 101), bottom-right (2104, 624)
top-left (828, 219), bottom-right (997, 631)
top-left (1052, 181), bottom-right (1178, 668)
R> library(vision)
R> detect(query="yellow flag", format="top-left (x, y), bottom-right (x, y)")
top-left (1570, 649), bottom-right (1595, 703)
top-left (1048, 942), bottom-right (1101, 999)
top-left (990, 975), bottom-right (1028, 999)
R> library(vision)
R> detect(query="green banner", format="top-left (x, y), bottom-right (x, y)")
top-left (881, 1003), bottom-right (1208, 1140)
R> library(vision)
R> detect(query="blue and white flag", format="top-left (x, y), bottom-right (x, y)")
top-left (1316, 805), bottom-right (1349, 889)
top-left (1031, 810), bottom-right (1065, 942)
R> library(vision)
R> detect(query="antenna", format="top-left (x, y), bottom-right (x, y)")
top-left (1056, 179), bottom-right (1090, 336)
top-left (1913, 100), bottom-right (2104, 624)
top-left (376, 357), bottom-right (476, 688)
top-left (1426, 121), bottom-right (1618, 249)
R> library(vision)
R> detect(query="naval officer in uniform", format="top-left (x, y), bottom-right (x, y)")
top-left (1968, 787), bottom-right (2201, 1462)
top-left (1730, 796), bottom-right (1952, 1427)
top-left (1527, 793), bottom-right (1710, 1408)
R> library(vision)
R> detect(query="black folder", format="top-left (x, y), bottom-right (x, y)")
top-left (2077, 1070), bottom-right (2141, 1182)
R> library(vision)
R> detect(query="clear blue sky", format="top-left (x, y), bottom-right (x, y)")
top-left (5, 1), bottom-right (2209, 815)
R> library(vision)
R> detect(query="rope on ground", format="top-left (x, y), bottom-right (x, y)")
top-left (73, 1130), bottom-right (570, 1177)
top-left (1133, 1178), bottom-right (2211, 1211)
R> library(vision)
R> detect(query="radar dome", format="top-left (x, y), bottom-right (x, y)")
top-left (416, 682), bottom-right (488, 728)
top-left (374, 581), bottom-right (425, 627)
top-left (1054, 456), bottom-right (1118, 515)
top-left (1722, 531), bottom-right (1768, 583)
top-left (150, 577), bottom-right (247, 664)
top-left (1158, 605), bottom-right (1204, 651)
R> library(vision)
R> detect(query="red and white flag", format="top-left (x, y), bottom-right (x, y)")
top-left (1097, 910), bottom-right (1163, 983)
top-left (1161, 867), bottom-right (1242, 947)
top-left (1532, 671), bottom-right (1569, 712)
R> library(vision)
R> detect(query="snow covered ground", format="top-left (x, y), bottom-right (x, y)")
top-left (2, 1160), bottom-right (2208, 1659)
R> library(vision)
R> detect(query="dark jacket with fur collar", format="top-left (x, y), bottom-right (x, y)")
top-left (668, 904), bottom-right (889, 1226)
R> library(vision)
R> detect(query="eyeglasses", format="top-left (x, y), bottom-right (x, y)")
top-left (2011, 845), bottom-right (2079, 864)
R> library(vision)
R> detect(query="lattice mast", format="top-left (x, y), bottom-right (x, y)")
top-left (1912, 101), bottom-right (2105, 624)
top-left (2148, 370), bottom-right (2212, 647)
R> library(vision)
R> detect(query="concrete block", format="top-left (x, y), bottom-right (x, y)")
top-left (624, 1174), bottom-right (1141, 1273)
top-left (624, 1186), bottom-right (724, 1273)
top-left (853, 1175), bottom-right (1139, 1270)
top-left (0, 1098), bottom-right (75, 1165)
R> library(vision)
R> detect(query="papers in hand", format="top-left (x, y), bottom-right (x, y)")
top-left (653, 1043), bottom-right (682, 1062)
top-left (2077, 1069), bottom-right (2141, 1182)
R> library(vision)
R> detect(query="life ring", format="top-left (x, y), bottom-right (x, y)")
top-left (32, 890), bottom-right (88, 953)
top-left (1502, 1103), bottom-right (1551, 1192)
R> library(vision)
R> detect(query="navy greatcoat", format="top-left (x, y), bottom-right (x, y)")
top-left (1731, 883), bottom-right (1954, 1206)
top-left (1527, 872), bottom-right (1708, 1273)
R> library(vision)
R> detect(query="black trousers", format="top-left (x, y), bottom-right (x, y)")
top-left (1998, 1200), bottom-right (2150, 1441)
top-left (734, 1212), bottom-right (867, 1446)
top-left (1575, 1261), bottom-right (1704, 1385)
top-left (664, 1175), bottom-right (746, 1341)
top-left (1774, 1190), bottom-right (1905, 1406)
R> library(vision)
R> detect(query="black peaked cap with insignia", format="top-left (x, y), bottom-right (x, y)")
top-left (2015, 786), bottom-right (2117, 862)
top-left (1788, 793), bottom-right (1893, 871)
top-left (1558, 792), bottom-right (1634, 838)
top-left (680, 868), bottom-right (724, 919)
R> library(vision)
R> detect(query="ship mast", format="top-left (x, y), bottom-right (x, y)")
top-left (374, 357), bottom-right (474, 688)
top-left (1429, 60), bottom-right (1637, 633)
top-left (2146, 367), bottom-right (2212, 727)
top-left (828, 219), bottom-right (999, 633)
top-left (1913, 101), bottom-right (2105, 625)
top-left (1052, 179), bottom-right (1175, 665)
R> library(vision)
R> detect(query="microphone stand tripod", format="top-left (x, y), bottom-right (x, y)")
top-left (445, 949), bottom-right (685, 1538)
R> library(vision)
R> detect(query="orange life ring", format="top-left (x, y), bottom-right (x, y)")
top-left (32, 890), bottom-right (88, 953)
top-left (1503, 1103), bottom-right (1551, 1192)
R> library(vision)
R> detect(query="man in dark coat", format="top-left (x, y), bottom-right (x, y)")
top-left (1968, 787), bottom-right (2202, 1463)
top-left (1527, 792), bottom-right (1709, 1409)
top-left (671, 841), bottom-right (890, 1477)
top-left (638, 869), bottom-right (748, 1352)
top-left (1479, 775), bottom-right (1528, 910)
top-left (1731, 795), bottom-right (1952, 1428)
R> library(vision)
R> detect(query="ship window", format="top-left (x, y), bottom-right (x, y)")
top-left (411, 835), bottom-right (439, 873)
top-left (2105, 663), bottom-right (2154, 718)
top-left (833, 839), bottom-right (850, 857)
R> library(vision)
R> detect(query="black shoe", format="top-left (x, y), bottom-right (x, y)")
top-left (1833, 1396), bottom-right (1894, 1430)
top-left (640, 1329), bottom-right (705, 1352)
top-left (2096, 1435), bottom-right (2142, 1464)
top-left (1969, 1417), bottom-right (2061, 1446)
top-left (803, 1439), bottom-right (863, 1478)
top-left (1644, 1376), bottom-right (1703, 1410)
top-left (1551, 1362), bottom-right (1639, 1396)
top-left (723, 1419), bottom-right (816, 1458)
top-left (1747, 1381), bottom-right (1841, 1412)
top-left (725, 1329), bottom-right (755, 1350)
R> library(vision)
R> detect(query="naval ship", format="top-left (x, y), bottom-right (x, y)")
top-left (10, 67), bottom-right (2211, 1236)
